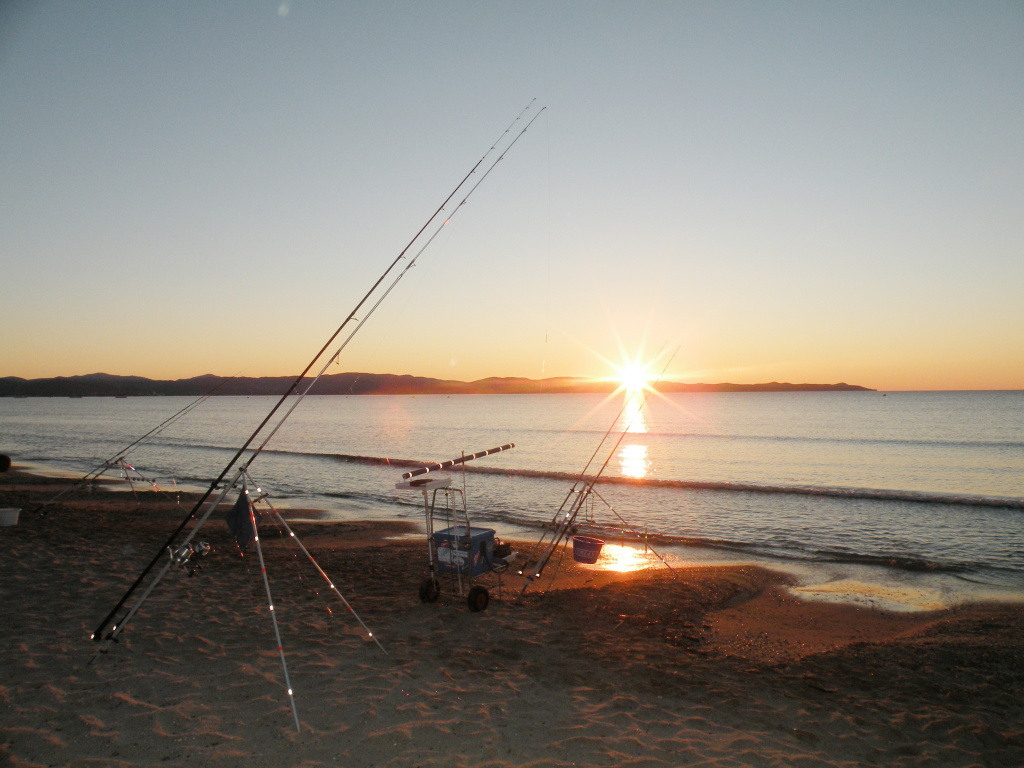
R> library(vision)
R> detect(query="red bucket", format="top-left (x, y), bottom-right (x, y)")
top-left (571, 536), bottom-right (604, 564)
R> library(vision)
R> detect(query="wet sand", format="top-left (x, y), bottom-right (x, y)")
top-left (2, 468), bottom-right (1023, 767)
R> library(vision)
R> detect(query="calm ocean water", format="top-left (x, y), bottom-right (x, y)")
top-left (2, 391), bottom-right (1023, 607)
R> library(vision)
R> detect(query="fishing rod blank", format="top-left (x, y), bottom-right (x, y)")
top-left (401, 443), bottom-right (515, 479)
top-left (519, 348), bottom-right (677, 595)
top-left (92, 102), bottom-right (544, 644)
top-left (234, 107), bottom-right (544, 474)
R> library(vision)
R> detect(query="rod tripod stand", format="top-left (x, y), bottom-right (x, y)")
top-left (91, 469), bottom-right (384, 732)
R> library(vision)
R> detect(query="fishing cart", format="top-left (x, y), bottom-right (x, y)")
top-left (395, 444), bottom-right (517, 612)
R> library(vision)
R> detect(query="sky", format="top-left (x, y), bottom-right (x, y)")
top-left (1, 1), bottom-right (1022, 391)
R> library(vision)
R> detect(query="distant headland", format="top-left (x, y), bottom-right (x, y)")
top-left (0, 372), bottom-right (874, 398)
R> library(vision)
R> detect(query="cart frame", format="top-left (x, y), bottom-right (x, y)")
top-left (401, 477), bottom-right (512, 612)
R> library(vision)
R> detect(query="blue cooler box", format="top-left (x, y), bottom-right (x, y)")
top-left (433, 525), bottom-right (496, 577)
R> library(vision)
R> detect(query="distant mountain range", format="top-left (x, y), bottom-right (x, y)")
top-left (0, 372), bottom-right (874, 397)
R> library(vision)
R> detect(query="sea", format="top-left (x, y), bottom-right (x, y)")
top-left (2, 391), bottom-right (1022, 610)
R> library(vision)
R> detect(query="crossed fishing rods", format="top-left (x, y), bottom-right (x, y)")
top-left (92, 101), bottom-right (546, 646)
top-left (519, 346), bottom-right (678, 595)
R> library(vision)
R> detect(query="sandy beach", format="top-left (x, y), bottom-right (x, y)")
top-left (2, 467), bottom-right (1023, 767)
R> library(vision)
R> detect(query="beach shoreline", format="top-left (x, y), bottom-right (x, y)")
top-left (17, 456), bottom-right (1023, 614)
top-left (2, 466), bottom-right (1023, 766)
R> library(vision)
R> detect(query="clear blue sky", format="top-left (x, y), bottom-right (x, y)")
top-left (2, 1), bottom-right (1022, 389)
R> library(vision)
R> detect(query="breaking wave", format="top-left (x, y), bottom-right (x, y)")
top-left (276, 449), bottom-right (1024, 511)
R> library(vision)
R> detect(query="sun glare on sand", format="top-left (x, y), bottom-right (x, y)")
top-left (590, 543), bottom-right (659, 573)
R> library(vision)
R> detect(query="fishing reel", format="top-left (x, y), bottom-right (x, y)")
top-left (169, 541), bottom-right (211, 577)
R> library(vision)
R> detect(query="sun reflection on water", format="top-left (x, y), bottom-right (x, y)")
top-left (617, 389), bottom-right (652, 478)
top-left (620, 390), bottom-right (649, 434)
top-left (618, 443), bottom-right (650, 478)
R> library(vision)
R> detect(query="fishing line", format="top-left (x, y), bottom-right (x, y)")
top-left (92, 101), bottom-right (544, 645)
top-left (542, 110), bottom-right (552, 379)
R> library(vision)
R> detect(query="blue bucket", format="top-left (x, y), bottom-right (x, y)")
top-left (571, 536), bottom-right (604, 564)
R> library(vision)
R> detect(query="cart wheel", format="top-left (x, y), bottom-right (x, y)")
top-left (419, 577), bottom-right (440, 603)
top-left (467, 585), bottom-right (489, 612)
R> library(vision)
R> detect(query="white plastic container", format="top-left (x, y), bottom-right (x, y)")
top-left (0, 508), bottom-right (21, 526)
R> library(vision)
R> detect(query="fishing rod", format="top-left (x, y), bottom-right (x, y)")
top-left (223, 105), bottom-right (544, 481)
top-left (519, 347), bottom-right (678, 595)
top-left (522, 352), bottom-right (668, 549)
top-left (517, 393), bottom-right (644, 574)
top-left (401, 443), bottom-right (515, 480)
top-left (92, 102), bottom-right (544, 645)
top-left (30, 380), bottom-right (230, 517)
top-left (232, 106), bottom-right (547, 471)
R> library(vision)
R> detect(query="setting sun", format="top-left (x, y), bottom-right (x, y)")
top-left (617, 362), bottom-right (652, 392)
